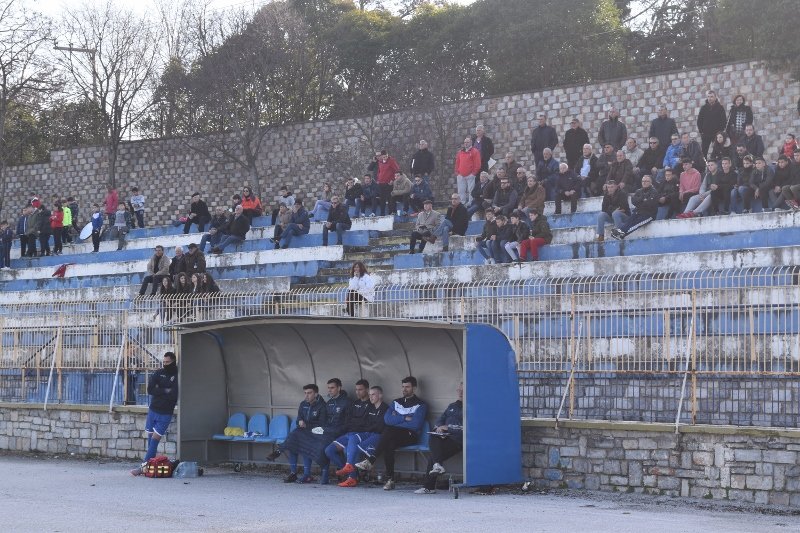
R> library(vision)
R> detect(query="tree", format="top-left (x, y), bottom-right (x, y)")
top-left (0, 0), bottom-right (60, 216)
top-left (56, 0), bottom-right (160, 188)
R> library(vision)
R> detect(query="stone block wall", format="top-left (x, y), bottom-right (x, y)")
top-left (3, 61), bottom-right (798, 224)
top-left (0, 404), bottom-right (175, 459)
top-left (524, 422), bottom-right (800, 507)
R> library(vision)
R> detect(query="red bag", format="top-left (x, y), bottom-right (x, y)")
top-left (143, 455), bottom-right (174, 478)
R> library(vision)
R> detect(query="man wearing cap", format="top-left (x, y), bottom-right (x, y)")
top-left (410, 140), bottom-right (435, 184)
top-left (409, 199), bottom-right (441, 254)
top-left (595, 180), bottom-right (629, 241)
top-left (184, 242), bottom-right (206, 277)
top-left (563, 118), bottom-right (590, 169)
top-left (530, 113), bottom-right (559, 167)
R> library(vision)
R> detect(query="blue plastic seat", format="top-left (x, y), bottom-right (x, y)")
top-left (232, 413), bottom-right (269, 441)
top-left (211, 412), bottom-right (247, 441)
top-left (398, 421), bottom-right (431, 452)
top-left (254, 414), bottom-right (290, 444)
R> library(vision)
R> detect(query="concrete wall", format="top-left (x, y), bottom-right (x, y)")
top-left (4, 61), bottom-right (799, 224)
top-left (524, 421), bottom-right (800, 507)
top-left (0, 404), bottom-right (175, 459)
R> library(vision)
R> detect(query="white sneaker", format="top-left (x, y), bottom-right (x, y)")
top-left (429, 463), bottom-right (446, 475)
top-left (369, 213), bottom-right (376, 218)
top-left (383, 479), bottom-right (395, 491)
top-left (484, 258), bottom-right (491, 265)
top-left (355, 459), bottom-right (372, 471)
top-left (414, 487), bottom-right (436, 494)
top-left (489, 258), bottom-right (496, 265)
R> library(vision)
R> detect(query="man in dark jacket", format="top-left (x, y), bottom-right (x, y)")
top-left (17, 206), bottom-right (29, 258)
top-left (611, 175), bottom-right (659, 239)
top-left (359, 174), bottom-right (380, 217)
top-left (472, 125), bottom-right (495, 175)
top-left (428, 194), bottom-right (469, 252)
top-left (410, 140), bottom-right (435, 183)
top-left (739, 124), bottom-right (765, 159)
top-left (409, 175), bottom-right (434, 213)
top-left (343, 177), bottom-right (363, 217)
top-left (563, 118), bottom-right (590, 168)
top-left (212, 205), bottom-right (251, 253)
top-left (696, 90), bottom-right (727, 156)
top-left (574, 144), bottom-right (601, 197)
top-left (597, 106), bottom-right (627, 150)
top-left (595, 180), bottom-right (629, 241)
top-left (198, 207), bottom-right (231, 253)
top-left (184, 243), bottom-right (206, 277)
top-left (469, 171), bottom-right (494, 217)
top-left (415, 382), bottom-right (464, 494)
top-left (131, 351), bottom-right (178, 475)
top-left (648, 105), bottom-right (679, 148)
top-left (183, 192), bottom-right (211, 234)
top-left (277, 201), bottom-right (309, 249)
top-left (656, 168), bottom-right (681, 219)
top-left (555, 163), bottom-right (580, 215)
top-left (536, 148), bottom-right (561, 200)
top-left (322, 195), bottom-right (352, 246)
top-left (491, 177), bottom-right (519, 217)
top-left (169, 246), bottom-right (187, 278)
top-left (530, 113), bottom-right (559, 166)
top-left (637, 137), bottom-right (666, 183)
top-left (38, 203), bottom-right (52, 256)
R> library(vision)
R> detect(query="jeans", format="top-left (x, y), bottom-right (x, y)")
top-left (492, 239), bottom-right (511, 263)
top-left (388, 194), bottom-right (409, 214)
top-left (216, 234), bottom-right (243, 252)
top-left (322, 223), bottom-right (348, 245)
top-left (310, 200), bottom-right (331, 221)
top-left (456, 175), bottom-right (474, 205)
top-left (199, 232), bottom-right (222, 253)
top-left (730, 186), bottom-right (764, 214)
top-left (432, 218), bottom-right (453, 249)
top-left (279, 224), bottom-right (307, 248)
top-left (134, 210), bottom-right (144, 228)
top-left (139, 274), bottom-right (168, 296)
top-left (596, 211), bottom-right (628, 236)
top-left (184, 215), bottom-right (210, 234)
top-left (543, 176), bottom-right (557, 201)
top-left (360, 196), bottom-right (379, 216)
top-left (476, 239), bottom-right (492, 260)
top-left (345, 198), bottom-right (361, 218)
top-left (504, 241), bottom-right (521, 261)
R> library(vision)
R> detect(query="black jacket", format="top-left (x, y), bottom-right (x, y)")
top-left (530, 215), bottom-right (553, 244)
top-left (471, 134), bottom-right (494, 172)
top-left (556, 170), bottom-right (581, 192)
top-left (226, 214), bottom-right (251, 239)
top-left (363, 401), bottom-right (389, 433)
top-left (697, 100), bottom-right (727, 137)
top-left (530, 125), bottom-right (559, 161)
top-left (649, 116), bottom-right (678, 148)
top-left (410, 149), bottom-right (435, 176)
top-left (637, 145), bottom-right (666, 172)
top-left (344, 398), bottom-right (371, 433)
top-left (148, 363), bottom-right (178, 415)
top-left (169, 255), bottom-right (187, 277)
top-left (446, 203), bottom-right (469, 236)
top-left (511, 221), bottom-right (530, 242)
top-left (326, 203), bottom-right (352, 228)
top-left (601, 189), bottom-right (630, 216)
top-left (631, 186), bottom-right (660, 218)
top-left (190, 200), bottom-right (210, 219)
top-left (344, 183), bottom-right (363, 202)
top-left (477, 219), bottom-right (497, 241)
top-left (563, 128), bottom-right (590, 165)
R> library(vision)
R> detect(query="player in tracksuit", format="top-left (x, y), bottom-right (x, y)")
top-left (415, 383), bottom-right (464, 494)
top-left (355, 376), bottom-right (427, 491)
top-left (326, 383), bottom-right (388, 487)
top-left (131, 351), bottom-right (178, 476)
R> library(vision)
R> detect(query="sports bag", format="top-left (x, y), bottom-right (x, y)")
top-left (143, 455), bottom-right (174, 478)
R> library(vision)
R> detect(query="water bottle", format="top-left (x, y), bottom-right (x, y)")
top-left (173, 461), bottom-right (200, 478)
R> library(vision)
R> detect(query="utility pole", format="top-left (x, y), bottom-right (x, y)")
top-left (54, 43), bottom-right (98, 103)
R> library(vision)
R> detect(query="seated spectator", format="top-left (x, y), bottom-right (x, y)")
top-left (726, 94), bottom-right (753, 145)
top-left (709, 131), bottom-right (733, 164)
top-left (169, 246), bottom-right (186, 281)
top-left (355, 376), bottom-right (428, 491)
top-left (501, 152), bottom-right (522, 183)
top-left (409, 175), bottom-right (434, 214)
top-left (730, 155), bottom-right (755, 214)
top-left (322, 195), bottom-right (351, 246)
top-left (184, 242), bottom-right (206, 277)
top-left (574, 144), bottom-right (601, 197)
top-left (769, 156), bottom-right (793, 209)
top-left (596, 143), bottom-right (616, 193)
top-left (343, 178), bottom-right (363, 218)
top-left (174, 272), bottom-right (192, 294)
top-left (270, 185), bottom-right (295, 225)
top-left (713, 157), bottom-right (738, 214)
top-left (201, 272), bottom-right (220, 293)
top-left (414, 382), bottom-right (464, 495)
top-left (518, 174), bottom-right (545, 218)
top-left (230, 193), bottom-right (242, 212)
top-left (608, 150), bottom-right (634, 192)
top-left (491, 177), bottom-right (519, 217)
top-left (309, 182), bottom-right (333, 220)
top-left (780, 134), bottom-right (798, 159)
top-left (776, 150), bottom-right (800, 210)
top-left (359, 174), bottom-right (380, 217)
top-left (518, 208), bottom-right (552, 261)
top-left (212, 204), bottom-right (251, 253)
top-left (681, 132), bottom-right (706, 174)
top-left (622, 138), bottom-right (644, 169)
top-left (677, 160), bottom-right (720, 218)
top-left (510, 166), bottom-right (527, 197)
top-left (183, 193), bottom-right (211, 234)
top-left (504, 211), bottom-right (530, 263)
top-left (190, 272), bottom-right (203, 294)
top-left (426, 193), bottom-right (468, 252)
top-left (409, 199), bottom-right (441, 254)
top-left (595, 180), bottom-right (630, 241)
top-left (138, 246), bottom-right (170, 296)
top-left (555, 163), bottom-right (580, 215)
top-left (636, 137), bottom-right (665, 184)
top-left (171, 209), bottom-right (188, 228)
top-left (744, 156), bottom-right (774, 213)
top-left (345, 261), bottom-right (375, 317)
top-left (389, 172), bottom-right (412, 216)
top-left (733, 144), bottom-right (750, 170)
top-left (536, 148), bottom-right (560, 200)
top-left (475, 208), bottom-right (498, 265)
top-left (610, 175), bottom-right (659, 240)
top-left (270, 204), bottom-right (292, 245)
top-left (239, 186), bottom-right (262, 222)
top-left (678, 158), bottom-right (702, 210)
top-left (0, 220), bottom-right (11, 270)
top-left (739, 124), bottom-right (765, 159)
top-left (661, 134), bottom-right (683, 179)
top-left (277, 201), bottom-right (309, 249)
top-left (325, 382), bottom-right (389, 488)
top-left (198, 207), bottom-right (231, 253)
top-left (468, 171), bottom-right (494, 218)
top-left (491, 214), bottom-right (513, 264)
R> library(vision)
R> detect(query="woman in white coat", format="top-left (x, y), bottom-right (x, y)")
top-left (345, 261), bottom-right (375, 317)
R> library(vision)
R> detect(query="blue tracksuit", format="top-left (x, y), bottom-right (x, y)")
top-left (325, 401), bottom-right (388, 477)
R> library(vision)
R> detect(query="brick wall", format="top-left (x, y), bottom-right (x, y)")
top-left (3, 61), bottom-right (799, 224)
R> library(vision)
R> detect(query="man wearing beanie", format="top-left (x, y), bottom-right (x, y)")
top-left (131, 351), bottom-right (178, 475)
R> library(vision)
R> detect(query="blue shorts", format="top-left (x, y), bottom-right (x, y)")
top-left (145, 410), bottom-right (173, 437)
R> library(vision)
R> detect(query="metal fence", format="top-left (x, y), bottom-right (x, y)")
top-left (1, 266), bottom-right (798, 425)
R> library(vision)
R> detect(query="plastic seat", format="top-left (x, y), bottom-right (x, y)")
top-left (254, 414), bottom-right (290, 444)
top-left (275, 418), bottom-right (297, 445)
top-left (232, 413), bottom-right (269, 441)
top-left (211, 412), bottom-right (247, 441)
top-left (398, 421), bottom-right (431, 452)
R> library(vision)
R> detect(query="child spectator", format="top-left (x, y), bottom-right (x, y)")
top-left (111, 203), bottom-right (132, 250)
top-left (129, 187), bottom-right (146, 228)
top-left (50, 203), bottom-right (64, 255)
top-left (504, 211), bottom-right (530, 262)
top-left (90, 204), bottom-right (103, 253)
top-left (475, 209), bottom-right (498, 264)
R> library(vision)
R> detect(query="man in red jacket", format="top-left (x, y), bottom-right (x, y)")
top-left (375, 150), bottom-right (399, 216)
top-left (454, 136), bottom-right (482, 206)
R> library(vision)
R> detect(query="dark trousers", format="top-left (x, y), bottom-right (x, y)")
top-left (424, 437), bottom-right (463, 490)
top-left (345, 290), bottom-right (367, 317)
top-left (91, 230), bottom-right (101, 252)
top-left (1, 241), bottom-right (10, 267)
top-left (140, 274), bottom-right (168, 296)
top-left (322, 223), bottom-right (348, 246)
top-left (362, 196), bottom-right (380, 216)
top-left (388, 194), bottom-right (409, 214)
top-left (52, 227), bottom-right (63, 254)
top-left (409, 197), bottom-right (427, 213)
top-left (555, 191), bottom-right (578, 214)
top-left (409, 231), bottom-right (427, 253)
top-left (372, 426), bottom-right (417, 479)
top-left (134, 210), bottom-right (144, 228)
top-left (39, 232), bottom-right (51, 255)
top-left (25, 235), bottom-right (37, 257)
top-left (19, 235), bottom-right (27, 257)
top-left (378, 184), bottom-right (392, 216)
top-left (183, 215), bottom-right (210, 234)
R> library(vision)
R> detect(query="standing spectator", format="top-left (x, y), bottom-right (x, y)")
top-left (518, 174), bottom-right (546, 218)
top-left (637, 138), bottom-right (665, 184)
top-left (709, 131), bottom-right (733, 164)
top-left (554, 163), bottom-right (580, 215)
top-left (730, 155), bottom-right (755, 214)
top-left (697, 90), bottom-right (727, 156)
top-left (359, 174), bottom-right (380, 217)
top-left (366, 151), bottom-right (381, 182)
top-left (475, 209), bottom-right (497, 264)
top-left (427, 194), bottom-right (468, 252)
top-left (471, 125), bottom-right (495, 175)
top-left (678, 158), bottom-right (702, 210)
top-left (240, 186), bottom-right (263, 221)
top-left (343, 178), bottom-right (362, 218)
top-left (597, 106), bottom-right (627, 151)
top-left (726, 94), bottom-right (754, 145)
top-left (0, 220), bottom-right (12, 269)
top-left (610, 176), bottom-right (659, 240)
top-left (536, 147), bottom-right (561, 200)
top-left (739, 124), bottom-right (765, 159)
top-left (681, 132), bottom-right (706, 173)
top-left (270, 185), bottom-right (295, 225)
top-left (409, 175), bottom-right (434, 214)
top-left (277, 201), bottom-right (310, 249)
top-left (89, 204), bottom-right (103, 253)
top-left (518, 208), bottom-right (552, 262)
top-left (38, 202), bottom-right (52, 256)
top-left (345, 261), bottom-right (375, 317)
top-left (104, 185), bottom-right (118, 226)
top-left (563, 118), bottom-right (590, 168)
top-left (16, 207), bottom-right (29, 258)
top-left (322, 196), bottom-right (351, 246)
top-left (111, 203), bottom-right (131, 250)
top-left (529, 113), bottom-right (558, 166)
top-left (656, 169), bottom-right (681, 220)
top-left (213, 205), bottom-right (251, 253)
top-left (67, 197), bottom-right (80, 237)
top-left (375, 150), bottom-right (400, 216)
top-left (169, 246), bottom-right (187, 279)
top-left (50, 203), bottom-right (64, 256)
top-left (183, 193), bottom-right (211, 234)
top-left (409, 199), bottom-right (440, 255)
top-left (595, 180), bottom-right (630, 241)
top-left (648, 105), bottom-right (679, 149)
top-left (388, 172), bottom-right (412, 216)
top-left (410, 140), bottom-right (435, 184)
top-left (129, 187), bottom-right (145, 228)
top-left (454, 136), bottom-right (481, 206)
top-left (622, 138), bottom-right (644, 169)
top-left (574, 144), bottom-right (601, 197)
top-left (139, 246), bottom-right (171, 296)
top-left (468, 171), bottom-right (494, 218)
top-left (503, 211), bottom-right (530, 263)
top-left (781, 134), bottom-right (798, 159)
top-left (25, 205), bottom-right (41, 257)
top-left (491, 177), bottom-right (519, 217)
top-left (608, 150), bottom-right (634, 192)
top-left (184, 243), bottom-right (206, 277)
top-left (61, 198), bottom-right (73, 245)
top-left (501, 153), bottom-right (522, 181)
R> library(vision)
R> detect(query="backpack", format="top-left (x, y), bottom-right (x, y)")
top-left (143, 455), bottom-right (174, 478)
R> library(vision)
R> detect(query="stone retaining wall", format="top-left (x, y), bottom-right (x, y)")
top-left (3, 61), bottom-right (799, 224)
